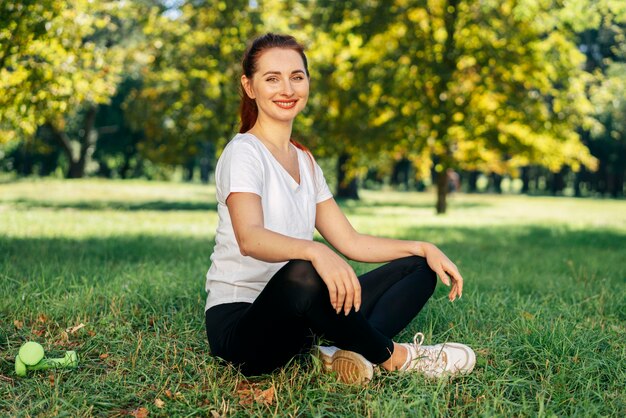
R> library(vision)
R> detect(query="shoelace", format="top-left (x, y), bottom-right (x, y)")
top-left (408, 332), bottom-right (447, 372)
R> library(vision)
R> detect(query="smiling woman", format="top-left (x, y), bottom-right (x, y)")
top-left (203, 33), bottom-right (475, 384)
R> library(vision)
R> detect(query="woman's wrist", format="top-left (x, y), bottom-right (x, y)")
top-left (412, 241), bottom-right (433, 258)
top-left (303, 240), bottom-right (323, 262)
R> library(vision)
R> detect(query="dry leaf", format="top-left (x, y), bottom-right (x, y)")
top-left (66, 323), bottom-right (85, 334)
top-left (32, 328), bottom-right (45, 337)
top-left (154, 398), bottom-right (165, 408)
top-left (99, 353), bottom-right (109, 360)
top-left (236, 382), bottom-right (275, 406)
top-left (57, 331), bottom-right (69, 344)
top-left (37, 314), bottom-right (48, 324)
top-left (49, 374), bottom-right (55, 387)
top-left (210, 410), bottom-right (220, 418)
top-left (131, 407), bottom-right (149, 418)
top-left (87, 330), bottom-right (96, 336)
top-left (164, 389), bottom-right (173, 399)
top-left (13, 320), bottom-right (23, 329)
top-left (258, 386), bottom-right (275, 405)
top-left (0, 374), bottom-right (15, 384)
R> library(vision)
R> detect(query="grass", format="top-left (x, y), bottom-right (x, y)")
top-left (1, 178), bottom-right (625, 417)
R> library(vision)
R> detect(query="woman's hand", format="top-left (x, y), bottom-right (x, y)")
top-left (422, 243), bottom-right (464, 301)
top-left (309, 242), bottom-right (361, 315)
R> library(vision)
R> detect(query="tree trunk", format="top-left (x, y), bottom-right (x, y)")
top-left (47, 106), bottom-right (99, 179)
top-left (336, 153), bottom-right (359, 199)
top-left (436, 167), bottom-right (448, 214)
top-left (550, 168), bottom-right (566, 196)
top-left (467, 171), bottom-right (479, 193)
top-left (391, 158), bottom-right (411, 190)
top-left (491, 173), bottom-right (503, 193)
top-left (200, 141), bottom-right (215, 184)
top-left (521, 166), bottom-right (530, 194)
top-left (184, 158), bottom-right (195, 182)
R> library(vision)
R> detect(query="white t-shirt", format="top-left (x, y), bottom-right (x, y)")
top-left (205, 133), bottom-right (333, 311)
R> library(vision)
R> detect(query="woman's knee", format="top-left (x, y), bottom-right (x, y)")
top-left (281, 260), bottom-right (326, 297)
top-left (404, 255), bottom-right (437, 295)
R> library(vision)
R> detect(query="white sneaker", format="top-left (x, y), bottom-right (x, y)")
top-left (399, 333), bottom-right (476, 378)
top-left (316, 345), bottom-right (374, 385)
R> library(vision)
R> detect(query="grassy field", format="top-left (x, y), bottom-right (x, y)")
top-left (1, 179), bottom-right (625, 417)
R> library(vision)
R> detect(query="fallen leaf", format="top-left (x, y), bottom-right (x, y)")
top-left (164, 389), bottom-right (173, 399)
top-left (131, 407), bottom-right (149, 418)
top-left (0, 374), bottom-right (15, 385)
top-left (57, 331), bottom-right (69, 344)
top-left (87, 330), bottom-right (96, 337)
top-left (37, 314), bottom-right (48, 324)
top-left (49, 374), bottom-right (55, 387)
top-left (258, 386), bottom-right (275, 405)
top-left (13, 320), bottom-right (23, 329)
top-left (32, 328), bottom-right (45, 337)
top-left (99, 353), bottom-right (109, 360)
top-left (66, 323), bottom-right (85, 334)
top-left (236, 382), bottom-right (275, 406)
top-left (210, 411), bottom-right (220, 418)
top-left (154, 398), bottom-right (165, 408)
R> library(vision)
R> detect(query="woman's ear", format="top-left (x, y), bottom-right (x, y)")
top-left (241, 75), bottom-right (255, 99)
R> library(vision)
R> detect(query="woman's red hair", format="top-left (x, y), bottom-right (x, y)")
top-left (239, 33), bottom-right (314, 166)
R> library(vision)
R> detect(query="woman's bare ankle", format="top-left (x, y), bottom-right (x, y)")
top-left (381, 342), bottom-right (408, 371)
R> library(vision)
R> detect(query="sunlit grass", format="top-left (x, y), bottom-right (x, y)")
top-left (1, 179), bottom-right (625, 416)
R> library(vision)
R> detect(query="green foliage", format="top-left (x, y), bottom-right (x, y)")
top-left (0, 0), bottom-right (127, 140)
top-left (124, 0), bottom-right (259, 165)
top-left (1, 0), bottom-right (624, 204)
top-left (1, 180), bottom-right (625, 415)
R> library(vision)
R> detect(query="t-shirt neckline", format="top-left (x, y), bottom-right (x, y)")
top-left (244, 133), bottom-right (302, 189)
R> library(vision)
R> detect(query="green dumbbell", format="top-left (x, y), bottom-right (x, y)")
top-left (15, 341), bottom-right (78, 377)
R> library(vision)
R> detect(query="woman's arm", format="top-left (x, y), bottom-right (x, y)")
top-left (227, 192), bottom-right (362, 314)
top-left (315, 198), bottom-right (463, 301)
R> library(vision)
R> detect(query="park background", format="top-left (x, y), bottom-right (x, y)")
top-left (1, 0), bottom-right (625, 416)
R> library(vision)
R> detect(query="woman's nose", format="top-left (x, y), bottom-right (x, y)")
top-left (281, 80), bottom-right (295, 96)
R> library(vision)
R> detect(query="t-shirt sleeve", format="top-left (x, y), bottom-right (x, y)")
top-left (216, 141), bottom-right (264, 204)
top-left (314, 161), bottom-right (333, 204)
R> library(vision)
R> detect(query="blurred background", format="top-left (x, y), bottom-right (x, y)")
top-left (1, 0), bottom-right (624, 213)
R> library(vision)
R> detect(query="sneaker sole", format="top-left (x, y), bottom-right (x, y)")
top-left (331, 350), bottom-right (374, 385)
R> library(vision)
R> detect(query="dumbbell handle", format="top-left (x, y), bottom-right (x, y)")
top-left (27, 351), bottom-right (78, 371)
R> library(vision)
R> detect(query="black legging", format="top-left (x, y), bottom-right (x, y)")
top-left (205, 255), bottom-right (437, 376)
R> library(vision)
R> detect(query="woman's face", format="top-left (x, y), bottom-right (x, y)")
top-left (242, 48), bottom-right (309, 125)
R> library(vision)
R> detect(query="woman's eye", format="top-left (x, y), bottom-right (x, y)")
top-left (266, 77), bottom-right (278, 82)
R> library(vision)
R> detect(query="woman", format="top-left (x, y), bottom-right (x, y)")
top-left (205, 33), bottom-right (475, 384)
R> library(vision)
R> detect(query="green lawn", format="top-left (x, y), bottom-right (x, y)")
top-left (1, 179), bottom-right (624, 417)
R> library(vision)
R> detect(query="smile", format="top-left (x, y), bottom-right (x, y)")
top-left (274, 100), bottom-right (297, 109)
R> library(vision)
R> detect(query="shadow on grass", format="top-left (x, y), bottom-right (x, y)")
top-left (2, 225), bottom-right (624, 290)
top-left (336, 197), bottom-right (491, 212)
top-left (5, 198), bottom-right (217, 212)
top-left (4, 195), bottom-right (489, 213)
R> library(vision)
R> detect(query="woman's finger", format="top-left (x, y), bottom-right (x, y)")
top-left (335, 277), bottom-right (347, 314)
top-left (448, 283), bottom-right (456, 301)
top-left (326, 280), bottom-right (338, 311)
top-left (351, 273), bottom-right (362, 312)
top-left (447, 267), bottom-right (464, 296)
top-left (343, 274), bottom-right (354, 316)
top-left (437, 268), bottom-right (451, 286)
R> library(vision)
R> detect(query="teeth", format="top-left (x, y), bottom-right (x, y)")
top-left (275, 101), bottom-right (296, 109)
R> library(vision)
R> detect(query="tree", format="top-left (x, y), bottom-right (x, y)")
top-left (0, 0), bottom-right (142, 178)
top-left (291, 1), bottom-right (404, 198)
top-left (364, 0), bottom-right (598, 213)
top-left (124, 0), bottom-right (260, 182)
